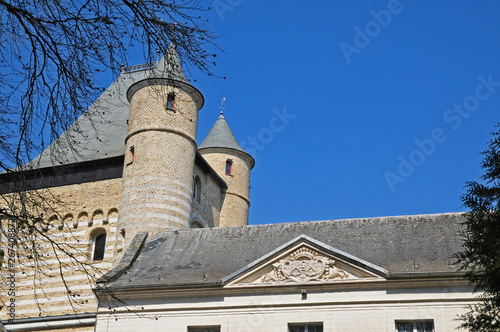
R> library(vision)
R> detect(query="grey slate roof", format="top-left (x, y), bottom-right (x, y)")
top-left (155, 45), bottom-right (187, 82)
top-left (106, 213), bottom-right (465, 289)
top-left (27, 45), bottom-right (188, 169)
top-left (198, 114), bottom-right (249, 155)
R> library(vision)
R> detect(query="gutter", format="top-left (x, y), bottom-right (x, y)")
top-left (95, 281), bottom-right (223, 295)
top-left (2, 313), bottom-right (96, 332)
top-left (387, 271), bottom-right (467, 279)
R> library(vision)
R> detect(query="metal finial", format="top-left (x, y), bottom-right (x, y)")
top-left (156, 48), bottom-right (161, 64)
top-left (219, 97), bottom-right (226, 115)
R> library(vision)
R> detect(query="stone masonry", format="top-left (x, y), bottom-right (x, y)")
top-left (0, 46), bottom-right (253, 331)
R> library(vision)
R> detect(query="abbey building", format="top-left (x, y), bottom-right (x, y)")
top-left (0, 46), bottom-right (476, 332)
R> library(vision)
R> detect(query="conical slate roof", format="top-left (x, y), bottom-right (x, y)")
top-left (155, 44), bottom-right (187, 82)
top-left (198, 114), bottom-right (247, 154)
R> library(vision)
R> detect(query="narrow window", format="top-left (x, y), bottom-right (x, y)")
top-left (93, 233), bottom-right (106, 261)
top-left (117, 228), bottom-right (126, 252)
top-left (395, 320), bottom-right (434, 332)
top-left (225, 160), bottom-right (232, 175)
top-left (193, 176), bottom-right (201, 203)
top-left (288, 323), bottom-right (323, 332)
top-left (166, 93), bottom-right (175, 109)
top-left (128, 146), bottom-right (135, 164)
top-left (0, 248), bottom-right (4, 267)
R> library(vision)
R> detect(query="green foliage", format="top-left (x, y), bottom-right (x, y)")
top-left (456, 124), bottom-right (500, 331)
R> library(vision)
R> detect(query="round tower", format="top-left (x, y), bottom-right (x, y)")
top-left (117, 46), bottom-right (204, 245)
top-left (198, 113), bottom-right (254, 227)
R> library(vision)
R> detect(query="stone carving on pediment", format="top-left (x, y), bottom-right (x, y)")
top-left (261, 247), bottom-right (349, 283)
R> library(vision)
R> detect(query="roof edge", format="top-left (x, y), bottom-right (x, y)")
top-left (96, 232), bottom-right (148, 285)
top-left (198, 146), bottom-right (255, 169)
top-left (221, 234), bottom-right (390, 284)
top-left (195, 152), bottom-right (228, 189)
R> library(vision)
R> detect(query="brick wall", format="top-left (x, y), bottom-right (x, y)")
top-left (1, 178), bottom-right (121, 321)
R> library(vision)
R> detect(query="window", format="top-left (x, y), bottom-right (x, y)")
top-left (225, 159), bottom-right (232, 175)
top-left (128, 146), bottom-right (135, 164)
top-left (93, 233), bottom-right (106, 261)
top-left (117, 228), bottom-right (125, 252)
top-left (396, 320), bottom-right (434, 332)
top-left (188, 327), bottom-right (220, 332)
top-left (166, 93), bottom-right (175, 109)
top-left (193, 176), bottom-right (201, 203)
top-left (288, 323), bottom-right (323, 332)
top-left (191, 221), bottom-right (203, 228)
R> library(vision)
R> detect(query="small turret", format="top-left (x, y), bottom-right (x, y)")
top-left (198, 112), bottom-right (254, 227)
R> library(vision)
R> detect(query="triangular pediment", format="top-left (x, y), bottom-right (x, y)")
top-left (223, 235), bottom-right (388, 287)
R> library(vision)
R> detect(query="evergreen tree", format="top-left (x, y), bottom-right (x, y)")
top-left (457, 124), bottom-right (500, 331)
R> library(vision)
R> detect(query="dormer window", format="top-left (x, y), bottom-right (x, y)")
top-left (166, 93), bottom-right (175, 109)
top-left (225, 160), bottom-right (233, 175)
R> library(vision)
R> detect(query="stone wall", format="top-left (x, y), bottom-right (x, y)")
top-left (191, 164), bottom-right (223, 228)
top-left (0, 178), bottom-right (121, 322)
top-left (95, 280), bottom-right (475, 332)
top-left (199, 150), bottom-right (252, 227)
top-left (118, 81), bottom-right (201, 244)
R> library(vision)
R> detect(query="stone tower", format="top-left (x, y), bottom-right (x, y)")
top-left (117, 45), bottom-right (204, 246)
top-left (198, 113), bottom-right (254, 227)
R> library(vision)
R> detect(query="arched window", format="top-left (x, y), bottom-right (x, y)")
top-left (191, 221), bottom-right (204, 228)
top-left (190, 213), bottom-right (206, 229)
top-left (93, 232), bottom-right (106, 261)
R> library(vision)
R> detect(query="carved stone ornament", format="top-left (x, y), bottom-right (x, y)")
top-left (261, 247), bottom-right (349, 283)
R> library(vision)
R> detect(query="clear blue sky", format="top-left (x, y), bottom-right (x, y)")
top-left (150, 1), bottom-right (500, 224)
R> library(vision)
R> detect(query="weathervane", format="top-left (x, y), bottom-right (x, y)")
top-left (218, 97), bottom-right (226, 115)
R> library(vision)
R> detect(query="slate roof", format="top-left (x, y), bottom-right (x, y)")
top-left (27, 45), bottom-right (189, 169)
top-left (105, 213), bottom-right (465, 289)
top-left (198, 114), bottom-right (250, 156)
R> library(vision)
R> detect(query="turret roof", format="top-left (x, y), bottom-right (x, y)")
top-left (155, 44), bottom-right (187, 82)
top-left (25, 45), bottom-right (188, 169)
top-left (198, 114), bottom-right (248, 154)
